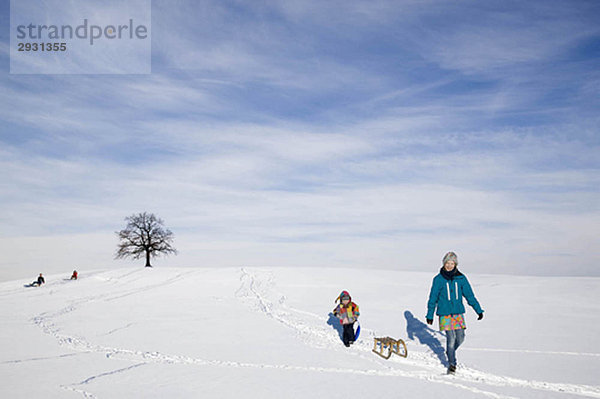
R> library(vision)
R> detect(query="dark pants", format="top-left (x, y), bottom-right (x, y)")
top-left (342, 323), bottom-right (355, 345)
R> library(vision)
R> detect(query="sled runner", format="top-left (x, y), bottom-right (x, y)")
top-left (372, 337), bottom-right (407, 359)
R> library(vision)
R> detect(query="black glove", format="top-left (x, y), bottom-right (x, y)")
top-left (477, 313), bottom-right (484, 320)
top-left (426, 318), bottom-right (433, 325)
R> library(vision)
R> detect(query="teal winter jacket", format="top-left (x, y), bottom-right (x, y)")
top-left (426, 269), bottom-right (483, 320)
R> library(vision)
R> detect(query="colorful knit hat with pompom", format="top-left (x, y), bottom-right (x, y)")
top-left (335, 290), bottom-right (351, 302)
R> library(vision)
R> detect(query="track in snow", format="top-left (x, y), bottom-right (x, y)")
top-left (235, 268), bottom-right (600, 399)
top-left (23, 268), bottom-right (600, 399)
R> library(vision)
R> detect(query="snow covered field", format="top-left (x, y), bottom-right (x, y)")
top-left (1, 267), bottom-right (599, 398)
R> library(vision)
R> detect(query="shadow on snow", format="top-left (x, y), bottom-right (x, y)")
top-left (327, 312), bottom-right (344, 343)
top-left (404, 310), bottom-right (447, 366)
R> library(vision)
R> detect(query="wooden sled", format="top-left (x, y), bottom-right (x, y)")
top-left (372, 337), bottom-right (407, 359)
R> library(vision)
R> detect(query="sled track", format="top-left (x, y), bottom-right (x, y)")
top-left (27, 268), bottom-right (600, 399)
top-left (236, 268), bottom-right (600, 399)
top-left (61, 363), bottom-right (147, 399)
top-left (461, 347), bottom-right (600, 358)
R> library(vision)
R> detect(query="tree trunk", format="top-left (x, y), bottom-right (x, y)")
top-left (145, 250), bottom-right (152, 267)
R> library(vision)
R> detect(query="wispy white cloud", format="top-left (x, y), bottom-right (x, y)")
top-left (1, 0), bottom-right (598, 279)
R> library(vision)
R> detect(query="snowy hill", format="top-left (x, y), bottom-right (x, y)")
top-left (1, 267), bottom-right (599, 398)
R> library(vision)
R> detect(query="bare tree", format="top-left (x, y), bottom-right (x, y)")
top-left (115, 212), bottom-right (177, 267)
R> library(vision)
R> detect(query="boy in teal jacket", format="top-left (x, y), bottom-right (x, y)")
top-left (426, 252), bottom-right (484, 374)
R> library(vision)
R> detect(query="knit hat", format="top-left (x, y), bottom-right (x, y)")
top-left (442, 251), bottom-right (458, 266)
top-left (335, 290), bottom-right (351, 302)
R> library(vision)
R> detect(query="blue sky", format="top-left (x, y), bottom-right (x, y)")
top-left (0, 0), bottom-right (599, 280)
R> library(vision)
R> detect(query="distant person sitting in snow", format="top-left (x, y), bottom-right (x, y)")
top-left (31, 273), bottom-right (45, 287)
top-left (70, 270), bottom-right (78, 280)
top-left (333, 290), bottom-right (360, 347)
top-left (426, 252), bottom-right (484, 374)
